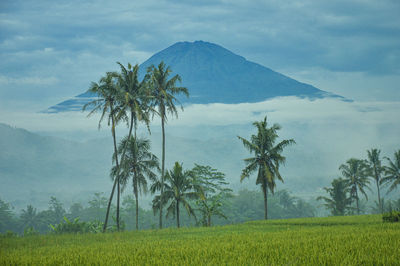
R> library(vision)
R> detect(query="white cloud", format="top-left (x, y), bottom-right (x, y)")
top-left (0, 75), bottom-right (58, 86)
top-left (1, 97), bottom-right (398, 137)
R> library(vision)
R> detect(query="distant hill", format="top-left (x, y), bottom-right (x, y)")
top-left (0, 123), bottom-right (335, 210)
top-left (45, 41), bottom-right (345, 113)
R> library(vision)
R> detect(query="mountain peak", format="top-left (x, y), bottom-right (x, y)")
top-left (44, 41), bottom-right (345, 113)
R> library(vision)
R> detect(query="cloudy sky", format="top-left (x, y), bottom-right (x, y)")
top-left (0, 0), bottom-right (399, 141)
top-left (1, 0), bottom-right (400, 111)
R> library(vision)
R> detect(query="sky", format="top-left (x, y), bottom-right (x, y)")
top-left (1, 0), bottom-right (400, 112)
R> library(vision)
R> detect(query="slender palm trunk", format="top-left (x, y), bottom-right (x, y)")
top-left (176, 200), bottom-right (180, 228)
top-left (103, 112), bottom-right (120, 232)
top-left (160, 114), bottom-right (165, 229)
top-left (263, 184), bottom-right (268, 220)
top-left (376, 179), bottom-right (382, 214)
top-left (134, 181), bottom-right (139, 231)
top-left (355, 188), bottom-right (359, 215)
top-left (103, 111), bottom-right (134, 232)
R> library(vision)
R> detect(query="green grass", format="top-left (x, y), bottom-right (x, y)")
top-left (1, 215), bottom-right (399, 265)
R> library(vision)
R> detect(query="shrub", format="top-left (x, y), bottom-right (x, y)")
top-left (382, 211), bottom-right (400, 223)
top-left (50, 217), bottom-right (101, 234)
top-left (23, 227), bottom-right (39, 236)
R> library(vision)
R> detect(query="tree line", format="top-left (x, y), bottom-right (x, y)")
top-left (0, 188), bottom-right (318, 235)
top-left (318, 149), bottom-right (400, 216)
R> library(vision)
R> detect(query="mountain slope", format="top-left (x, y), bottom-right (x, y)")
top-left (45, 41), bottom-right (344, 113)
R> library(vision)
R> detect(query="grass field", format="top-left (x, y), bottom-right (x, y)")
top-left (1, 215), bottom-right (399, 265)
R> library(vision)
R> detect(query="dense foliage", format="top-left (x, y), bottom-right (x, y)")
top-left (0, 189), bottom-right (318, 234)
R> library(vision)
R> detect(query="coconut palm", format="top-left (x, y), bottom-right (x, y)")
top-left (238, 116), bottom-right (295, 220)
top-left (83, 71), bottom-right (123, 232)
top-left (147, 62), bottom-right (189, 229)
top-left (112, 62), bottom-right (153, 230)
top-left (111, 136), bottom-right (159, 230)
top-left (20, 205), bottom-right (40, 230)
top-left (115, 62), bottom-right (151, 138)
top-left (382, 150), bottom-right (400, 194)
top-left (151, 162), bottom-right (197, 228)
top-left (366, 148), bottom-right (384, 213)
top-left (317, 178), bottom-right (352, 216)
top-left (339, 158), bottom-right (370, 214)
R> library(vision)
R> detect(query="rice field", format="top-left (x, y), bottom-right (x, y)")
top-left (1, 215), bottom-right (399, 265)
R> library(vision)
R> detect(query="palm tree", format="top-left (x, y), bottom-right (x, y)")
top-left (20, 205), bottom-right (40, 230)
top-left (382, 150), bottom-right (400, 194)
top-left (113, 62), bottom-right (153, 230)
top-left (317, 178), bottom-right (352, 216)
top-left (339, 158), bottom-right (370, 214)
top-left (366, 148), bottom-right (384, 213)
top-left (151, 162), bottom-right (197, 228)
top-left (112, 136), bottom-right (159, 230)
top-left (238, 116), bottom-right (295, 220)
top-left (83, 71), bottom-right (123, 232)
top-left (147, 62), bottom-right (189, 229)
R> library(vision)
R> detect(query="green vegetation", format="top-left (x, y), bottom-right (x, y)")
top-left (317, 149), bottom-right (400, 216)
top-left (238, 116), bottom-right (295, 220)
top-left (147, 62), bottom-right (189, 229)
top-left (317, 178), bottom-right (352, 216)
top-left (1, 215), bottom-right (399, 265)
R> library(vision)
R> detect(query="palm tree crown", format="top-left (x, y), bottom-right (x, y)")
top-left (339, 158), bottom-right (370, 214)
top-left (382, 150), bottom-right (400, 194)
top-left (151, 162), bottom-right (197, 228)
top-left (366, 148), bottom-right (384, 213)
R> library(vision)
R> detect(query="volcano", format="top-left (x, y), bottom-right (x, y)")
top-left (45, 41), bottom-right (344, 113)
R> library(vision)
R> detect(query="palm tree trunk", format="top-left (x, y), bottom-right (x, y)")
top-left (103, 111), bottom-right (134, 232)
top-left (113, 123), bottom-right (120, 231)
top-left (160, 114), bottom-right (165, 229)
top-left (355, 189), bottom-right (359, 215)
top-left (176, 200), bottom-right (180, 228)
top-left (135, 184), bottom-right (139, 231)
top-left (103, 111), bottom-right (121, 232)
top-left (263, 185), bottom-right (268, 220)
top-left (376, 179), bottom-right (382, 214)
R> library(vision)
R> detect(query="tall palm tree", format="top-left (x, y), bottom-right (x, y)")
top-left (238, 116), bottom-right (295, 220)
top-left (382, 150), bottom-right (400, 194)
top-left (113, 62), bottom-right (153, 230)
top-left (83, 71), bottom-right (123, 232)
top-left (317, 178), bottom-right (352, 216)
top-left (366, 148), bottom-right (384, 213)
top-left (151, 162), bottom-right (197, 228)
top-left (147, 62), bottom-right (189, 229)
top-left (112, 136), bottom-right (159, 230)
top-left (339, 158), bottom-right (370, 214)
